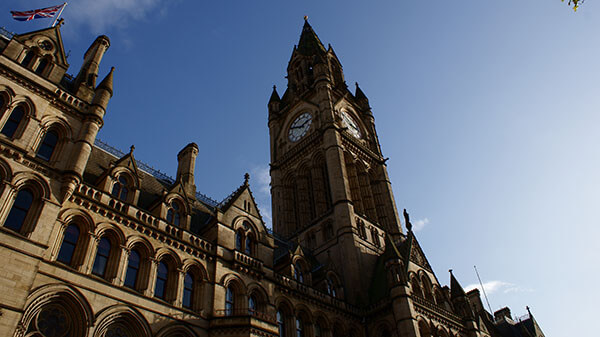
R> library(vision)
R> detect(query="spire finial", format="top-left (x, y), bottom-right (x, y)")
top-left (449, 269), bottom-right (453, 274)
top-left (273, 84), bottom-right (276, 89)
top-left (129, 145), bottom-right (135, 154)
top-left (244, 172), bottom-right (250, 185)
top-left (304, 15), bottom-right (308, 21)
top-left (403, 209), bottom-right (412, 231)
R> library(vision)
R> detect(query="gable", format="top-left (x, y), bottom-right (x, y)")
top-left (13, 26), bottom-right (69, 67)
top-left (409, 234), bottom-right (434, 273)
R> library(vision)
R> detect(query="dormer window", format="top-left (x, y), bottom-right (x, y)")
top-left (21, 51), bottom-right (34, 68)
top-left (111, 175), bottom-right (130, 201)
top-left (35, 57), bottom-right (49, 76)
top-left (166, 200), bottom-right (182, 226)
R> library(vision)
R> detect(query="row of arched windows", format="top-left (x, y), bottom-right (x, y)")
top-left (235, 225), bottom-right (256, 256)
top-left (356, 218), bottom-right (382, 248)
top-left (410, 271), bottom-right (448, 309)
top-left (55, 220), bottom-right (206, 311)
top-left (0, 92), bottom-right (64, 162)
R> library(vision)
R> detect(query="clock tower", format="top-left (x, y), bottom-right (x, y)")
top-left (268, 19), bottom-right (402, 304)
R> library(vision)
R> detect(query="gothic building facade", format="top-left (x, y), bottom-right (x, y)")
top-left (0, 21), bottom-right (543, 337)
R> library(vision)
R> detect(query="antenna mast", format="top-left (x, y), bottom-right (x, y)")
top-left (474, 265), bottom-right (494, 317)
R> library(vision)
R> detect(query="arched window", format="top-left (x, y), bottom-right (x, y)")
top-left (294, 263), bottom-right (304, 283)
top-left (225, 286), bottom-right (235, 316)
top-left (35, 58), bottom-right (49, 75)
top-left (111, 175), bottom-right (130, 201)
top-left (154, 261), bottom-right (169, 300)
top-left (36, 130), bottom-right (59, 161)
top-left (92, 237), bottom-right (111, 277)
top-left (166, 200), bottom-right (182, 226)
top-left (248, 294), bottom-right (257, 315)
top-left (235, 229), bottom-right (243, 251)
top-left (296, 317), bottom-right (304, 337)
top-left (182, 272), bottom-right (194, 309)
top-left (0, 94), bottom-right (5, 111)
top-left (21, 51), bottom-right (34, 67)
top-left (1, 105), bottom-right (25, 138)
top-left (244, 235), bottom-right (253, 255)
top-left (277, 310), bottom-right (286, 337)
top-left (3, 188), bottom-right (34, 233)
top-left (57, 224), bottom-right (80, 265)
top-left (124, 249), bottom-right (141, 289)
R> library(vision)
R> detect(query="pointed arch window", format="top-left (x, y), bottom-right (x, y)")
top-left (57, 224), bottom-right (80, 265)
top-left (92, 237), bottom-right (111, 277)
top-left (235, 229), bottom-right (243, 251)
top-left (225, 286), bottom-right (235, 316)
top-left (36, 130), bottom-right (59, 161)
top-left (111, 175), bottom-right (130, 201)
top-left (0, 94), bottom-right (5, 111)
top-left (3, 188), bottom-right (34, 233)
top-left (371, 228), bottom-right (381, 247)
top-left (124, 249), bottom-right (141, 289)
top-left (154, 261), bottom-right (169, 300)
top-left (1, 105), bottom-right (25, 138)
top-left (166, 200), bottom-right (182, 226)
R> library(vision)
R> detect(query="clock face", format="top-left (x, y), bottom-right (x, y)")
top-left (341, 111), bottom-right (361, 138)
top-left (288, 112), bottom-right (313, 142)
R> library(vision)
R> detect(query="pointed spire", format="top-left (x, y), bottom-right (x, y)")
top-left (97, 67), bottom-right (114, 97)
top-left (269, 85), bottom-right (280, 103)
top-left (355, 82), bottom-right (368, 101)
top-left (297, 18), bottom-right (327, 56)
top-left (449, 269), bottom-right (467, 299)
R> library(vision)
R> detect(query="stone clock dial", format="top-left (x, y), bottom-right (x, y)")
top-left (288, 112), bottom-right (312, 142)
top-left (341, 111), bottom-right (361, 139)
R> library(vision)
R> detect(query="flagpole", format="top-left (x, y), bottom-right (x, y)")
top-left (51, 3), bottom-right (67, 27)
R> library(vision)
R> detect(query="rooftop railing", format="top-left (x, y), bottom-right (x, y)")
top-left (0, 27), bottom-right (14, 41)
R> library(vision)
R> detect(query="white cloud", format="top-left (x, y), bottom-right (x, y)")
top-left (249, 165), bottom-right (272, 229)
top-left (465, 280), bottom-right (533, 295)
top-left (65, 0), bottom-right (167, 33)
top-left (412, 217), bottom-right (429, 231)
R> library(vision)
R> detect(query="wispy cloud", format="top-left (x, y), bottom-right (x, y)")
top-left (465, 280), bottom-right (533, 295)
top-left (66, 0), bottom-right (168, 33)
top-left (250, 165), bottom-right (272, 228)
top-left (412, 217), bottom-right (429, 231)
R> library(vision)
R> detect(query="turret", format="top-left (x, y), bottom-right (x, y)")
top-left (268, 85), bottom-right (280, 119)
top-left (176, 143), bottom-right (199, 199)
top-left (74, 35), bottom-right (110, 101)
top-left (355, 82), bottom-right (370, 110)
top-left (60, 68), bottom-right (114, 202)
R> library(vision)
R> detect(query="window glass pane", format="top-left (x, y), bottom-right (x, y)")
top-left (92, 237), bottom-right (111, 277)
top-left (37, 130), bottom-right (59, 161)
top-left (166, 209), bottom-right (173, 223)
top-left (245, 237), bottom-right (252, 255)
top-left (154, 261), bottom-right (168, 299)
top-left (174, 213), bottom-right (180, 226)
top-left (21, 52), bottom-right (33, 66)
top-left (1, 106), bottom-right (25, 138)
top-left (35, 58), bottom-right (48, 75)
top-left (120, 187), bottom-right (128, 201)
top-left (57, 225), bottom-right (80, 265)
top-left (278, 310), bottom-right (285, 336)
top-left (124, 250), bottom-right (140, 288)
top-left (225, 286), bottom-right (234, 315)
top-left (183, 272), bottom-right (194, 308)
top-left (0, 95), bottom-right (5, 109)
top-left (4, 188), bottom-right (33, 232)
top-left (249, 295), bottom-right (256, 313)
top-left (235, 232), bottom-right (242, 251)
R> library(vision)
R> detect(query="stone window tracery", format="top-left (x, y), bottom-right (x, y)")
top-left (111, 174), bottom-right (131, 202)
top-left (166, 199), bottom-right (183, 226)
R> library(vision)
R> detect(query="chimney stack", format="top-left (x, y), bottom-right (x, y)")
top-left (177, 143), bottom-right (198, 199)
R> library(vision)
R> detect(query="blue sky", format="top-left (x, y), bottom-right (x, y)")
top-left (1, 1), bottom-right (598, 335)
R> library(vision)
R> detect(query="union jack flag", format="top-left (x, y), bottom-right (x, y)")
top-left (10, 4), bottom-right (65, 22)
